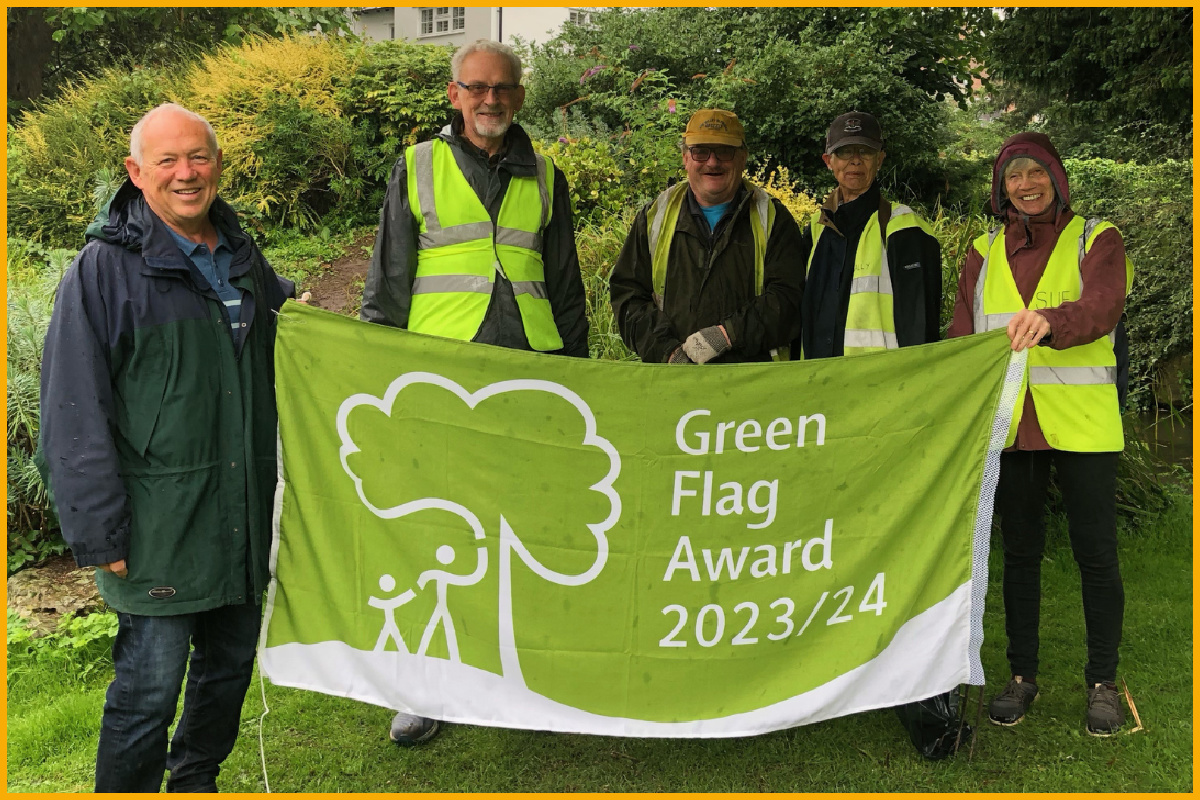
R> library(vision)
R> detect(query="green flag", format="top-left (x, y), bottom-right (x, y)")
top-left (261, 303), bottom-right (1024, 736)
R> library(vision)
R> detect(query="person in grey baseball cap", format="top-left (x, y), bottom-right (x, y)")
top-left (792, 111), bottom-right (960, 759)
top-left (790, 110), bottom-right (942, 360)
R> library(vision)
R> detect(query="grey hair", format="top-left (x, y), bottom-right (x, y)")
top-left (1002, 156), bottom-right (1040, 180)
top-left (129, 103), bottom-right (219, 165)
top-left (451, 39), bottom-right (522, 84)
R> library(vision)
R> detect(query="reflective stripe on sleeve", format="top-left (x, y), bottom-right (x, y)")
top-left (1028, 365), bottom-right (1116, 385)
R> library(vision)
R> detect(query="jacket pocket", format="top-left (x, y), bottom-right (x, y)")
top-left (119, 466), bottom-right (236, 608)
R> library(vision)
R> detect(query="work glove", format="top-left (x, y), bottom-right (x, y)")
top-left (681, 325), bottom-right (731, 364)
top-left (667, 346), bottom-right (694, 364)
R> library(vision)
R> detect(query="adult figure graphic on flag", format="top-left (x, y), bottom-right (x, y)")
top-left (359, 38), bottom-right (589, 746)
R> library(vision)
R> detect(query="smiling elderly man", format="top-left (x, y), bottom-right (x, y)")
top-left (39, 103), bottom-right (293, 792)
top-left (791, 111), bottom-right (941, 359)
top-left (610, 109), bottom-right (803, 364)
top-left (359, 38), bottom-right (589, 746)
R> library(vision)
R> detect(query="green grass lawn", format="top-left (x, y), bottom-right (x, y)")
top-left (7, 492), bottom-right (1192, 792)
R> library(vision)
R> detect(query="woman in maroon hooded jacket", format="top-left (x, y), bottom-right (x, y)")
top-left (948, 133), bottom-right (1130, 736)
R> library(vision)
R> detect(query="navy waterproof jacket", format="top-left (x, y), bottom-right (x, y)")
top-left (40, 180), bottom-right (292, 615)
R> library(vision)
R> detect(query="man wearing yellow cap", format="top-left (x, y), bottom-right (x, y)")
top-left (610, 109), bottom-right (803, 364)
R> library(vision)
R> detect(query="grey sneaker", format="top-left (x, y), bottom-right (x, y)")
top-left (1086, 682), bottom-right (1125, 737)
top-left (988, 676), bottom-right (1039, 726)
top-left (388, 712), bottom-right (441, 746)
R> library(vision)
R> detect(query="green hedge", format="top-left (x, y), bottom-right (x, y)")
top-left (1066, 158), bottom-right (1193, 410)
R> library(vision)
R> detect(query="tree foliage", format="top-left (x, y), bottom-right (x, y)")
top-left (6, 7), bottom-right (351, 119)
top-left (523, 7), bottom-right (992, 204)
top-left (985, 8), bottom-right (1193, 160)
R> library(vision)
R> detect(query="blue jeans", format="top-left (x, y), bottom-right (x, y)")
top-left (94, 602), bottom-right (262, 793)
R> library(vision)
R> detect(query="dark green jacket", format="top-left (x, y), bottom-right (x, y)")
top-left (40, 180), bottom-right (291, 614)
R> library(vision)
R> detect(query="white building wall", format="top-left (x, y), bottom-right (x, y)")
top-left (494, 7), bottom-right (574, 47)
top-left (369, 7), bottom-right (588, 49)
top-left (354, 8), bottom-right (397, 42)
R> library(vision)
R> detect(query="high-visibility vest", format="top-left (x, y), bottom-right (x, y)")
top-left (405, 139), bottom-right (563, 351)
top-left (971, 216), bottom-right (1135, 452)
top-left (803, 204), bottom-right (932, 357)
top-left (646, 180), bottom-right (789, 361)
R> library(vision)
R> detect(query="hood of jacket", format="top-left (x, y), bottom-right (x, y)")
top-left (990, 132), bottom-right (1071, 219)
top-left (85, 178), bottom-right (250, 263)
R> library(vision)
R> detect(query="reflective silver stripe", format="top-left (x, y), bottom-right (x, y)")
top-left (983, 312), bottom-right (1015, 331)
top-left (534, 154), bottom-right (552, 229)
top-left (1029, 366), bottom-right (1115, 385)
top-left (647, 186), bottom-right (673, 258)
top-left (850, 275), bottom-right (892, 295)
top-left (413, 141), bottom-right (440, 238)
top-left (891, 204), bottom-right (914, 217)
top-left (844, 329), bottom-right (898, 349)
top-left (495, 226), bottom-right (541, 251)
top-left (411, 275), bottom-right (493, 294)
top-left (417, 221), bottom-right (493, 249)
top-left (751, 186), bottom-right (770, 242)
top-left (511, 280), bottom-right (548, 300)
top-left (973, 227), bottom-right (1003, 332)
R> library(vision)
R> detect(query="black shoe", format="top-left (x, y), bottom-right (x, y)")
top-left (1086, 682), bottom-right (1125, 737)
top-left (388, 712), bottom-right (441, 746)
top-left (988, 676), bottom-right (1038, 726)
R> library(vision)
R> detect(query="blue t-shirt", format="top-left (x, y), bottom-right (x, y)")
top-left (699, 200), bottom-right (732, 233)
top-left (168, 227), bottom-right (242, 332)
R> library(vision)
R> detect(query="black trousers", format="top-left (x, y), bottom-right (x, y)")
top-left (995, 450), bottom-right (1123, 686)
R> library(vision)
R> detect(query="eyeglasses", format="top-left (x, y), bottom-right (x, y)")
top-left (455, 81), bottom-right (521, 99)
top-left (685, 145), bottom-right (742, 163)
top-left (832, 145), bottom-right (878, 160)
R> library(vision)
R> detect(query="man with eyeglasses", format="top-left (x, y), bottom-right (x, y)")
top-left (610, 109), bottom-right (803, 365)
top-left (791, 111), bottom-right (941, 360)
top-left (359, 39), bottom-right (589, 746)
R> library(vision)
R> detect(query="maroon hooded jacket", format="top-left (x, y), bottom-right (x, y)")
top-left (946, 133), bottom-right (1128, 451)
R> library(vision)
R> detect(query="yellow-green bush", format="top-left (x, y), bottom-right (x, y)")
top-left (751, 163), bottom-right (821, 225)
top-left (187, 35), bottom-right (361, 230)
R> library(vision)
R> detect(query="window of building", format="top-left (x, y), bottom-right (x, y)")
top-left (569, 9), bottom-right (593, 27)
top-left (388, 23), bottom-right (396, 39)
top-left (420, 7), bottom-right (464, 37)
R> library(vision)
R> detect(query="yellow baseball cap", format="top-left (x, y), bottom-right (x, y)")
top-left (683, 109), bottom-right (745, 147)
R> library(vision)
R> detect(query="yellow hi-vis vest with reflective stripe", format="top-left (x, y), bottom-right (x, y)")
top-left (971, 216), bottom-right (1134, 452)
top-left (405, 139), bottom-right (564, 351)
top-left (646, 180), bottom-right (789, 361)
top-left (803, 204), bottom-right (932, 357)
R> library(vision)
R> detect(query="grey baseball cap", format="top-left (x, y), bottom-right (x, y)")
top-left (825, 111), bottom-right (884, 154)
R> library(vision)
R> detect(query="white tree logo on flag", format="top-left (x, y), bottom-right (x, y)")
top-left (336, 372), bottom-right (622, 687)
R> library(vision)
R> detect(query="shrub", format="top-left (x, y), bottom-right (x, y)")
top-left (187, 35), bottom-right (361, 231)
top-left (7, 245), bottom-right (73, 566)
top-left (751, 163), bottom-right (821, 226)
top-left (1066, 158), bottom-right (1193, 410)
top-left (534, 137), bottom-right (630, 225)
top-left (338, 39), bottom-right (454, 197)
top-left (8, 67), bottom-right (185, 248)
